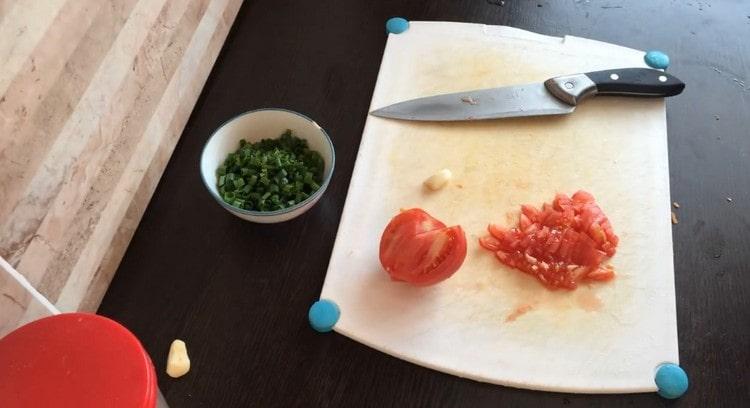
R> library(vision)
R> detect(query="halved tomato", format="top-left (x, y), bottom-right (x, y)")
top-left (379, 209), bottom-right (467, 286)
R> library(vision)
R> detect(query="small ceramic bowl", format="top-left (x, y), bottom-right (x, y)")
top-left (200, 109), bottom-right (335, 223)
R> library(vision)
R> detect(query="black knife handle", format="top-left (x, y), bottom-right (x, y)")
top-left (544, 68), bottom-right (685, 105)
top-left (585, 68), bottom-right (685, 97)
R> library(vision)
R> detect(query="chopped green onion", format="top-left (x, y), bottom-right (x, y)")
top-left (216, 130), bottom-right (325, 211)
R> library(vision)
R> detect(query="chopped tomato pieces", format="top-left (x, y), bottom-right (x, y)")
top-left (480, 191), bottom-right (618, 290)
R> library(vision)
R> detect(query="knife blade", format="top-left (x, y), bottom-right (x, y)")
top-left (370, 68), bottom-right (685, 121)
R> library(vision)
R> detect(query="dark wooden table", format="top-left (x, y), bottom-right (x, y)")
top-left (98, 1), bottom-right (750, 406)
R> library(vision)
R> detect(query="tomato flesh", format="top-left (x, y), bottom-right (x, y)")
top-left (379, 209), bottom-right (467, 286)
top-left (481, 191), bottom-right (618, 290)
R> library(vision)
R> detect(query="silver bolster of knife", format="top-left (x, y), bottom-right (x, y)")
top-left (543, 74), bottom-right (597, 106)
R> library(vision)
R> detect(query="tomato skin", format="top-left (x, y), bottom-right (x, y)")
top-left (379, 209), bottom-right (467, 286)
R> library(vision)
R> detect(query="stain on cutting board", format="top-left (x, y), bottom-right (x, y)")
top-left (383, 116), bottom-right (643, 324)
top-left (375, 36), bottom-right (655, 343)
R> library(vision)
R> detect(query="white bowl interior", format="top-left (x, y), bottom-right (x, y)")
top-left (200, 109), bottom-right (334, 218)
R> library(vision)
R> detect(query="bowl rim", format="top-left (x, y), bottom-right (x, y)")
top-left (199, 108), bottom-right (335, 217)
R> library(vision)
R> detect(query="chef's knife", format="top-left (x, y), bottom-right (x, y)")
top-left (370, 68), bottom-right (685, 121)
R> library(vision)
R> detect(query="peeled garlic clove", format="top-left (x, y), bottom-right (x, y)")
top-left (423, 169), bottom-right (452, 191)
top-left (166, 339), bottom-right (190, 378)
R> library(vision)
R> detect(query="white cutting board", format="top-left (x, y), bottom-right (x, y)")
top-left (320, 22), bottom-right (678, 393)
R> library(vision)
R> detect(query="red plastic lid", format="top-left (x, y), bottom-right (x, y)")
top-left (0, 313), bottom-right (157, 408)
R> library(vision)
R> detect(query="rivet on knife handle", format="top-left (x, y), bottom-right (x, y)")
top-left (544, 68), bottom-right (686, 105)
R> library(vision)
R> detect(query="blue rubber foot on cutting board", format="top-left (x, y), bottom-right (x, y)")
top-left (386, 17), bottom-right (409, 34)
top-left (308, 299), bottom-right (340, 333)
top-left (655, 363), bottom-right (689, 399)
top-left (644, 50), bottom-right (670, 69)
